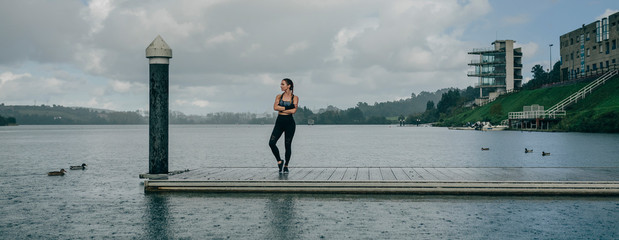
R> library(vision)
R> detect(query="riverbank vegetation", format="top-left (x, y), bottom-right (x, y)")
top-left (438, 75), bottom-right (619, 133)
top-left (0, 114), bottom-right (17, 126)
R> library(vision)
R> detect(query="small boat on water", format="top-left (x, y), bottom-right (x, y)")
top-left (449, 121), bottom-right (507, 131)
top-left (448, 126), bottom-right (475, 130)
top-left (481, 125), bottom-right (508, 131)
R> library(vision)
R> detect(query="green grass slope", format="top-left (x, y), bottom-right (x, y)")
top-left (557, 76), bottom-right (619, 132)
top-left (442, 76), bottom-right (619, 132)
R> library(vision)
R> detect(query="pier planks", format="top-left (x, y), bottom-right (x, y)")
top-left (144, 167), bottom-right (619, 195)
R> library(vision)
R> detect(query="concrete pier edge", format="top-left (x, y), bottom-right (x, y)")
top-left (144, 180), bottom-right (619, 196)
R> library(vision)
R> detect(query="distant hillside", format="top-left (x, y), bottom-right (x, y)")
top-left (356, 88), bottom-right (453, 117)
top-left (0, 87), bottom-right (470, 125)
top-left (440, 75), bottom-right (619, 133)
top-left (0, 105), bottom-right (146, 125)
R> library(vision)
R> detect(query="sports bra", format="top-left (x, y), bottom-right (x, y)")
top-left (278, 93), bottom-right (294, 107)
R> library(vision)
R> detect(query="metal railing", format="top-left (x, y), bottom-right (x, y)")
top-left (564, 65), bottom-right (618, 82)
top-left (467, 71), bottom-right (507, 77)
top-left (546, 70), bottom-right (618, 115)
top-left (509, 70), bottom-right (618, 120)
top-left (476, 88), bottom-right (519, 107)
top-left (508, 110), bottom-right (566, 119)
top-left (469, 59), bottom-right (506, 65)
top-left (469, 47), bottom-right (498, 53)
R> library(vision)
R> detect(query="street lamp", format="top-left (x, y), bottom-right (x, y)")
top-left (549, 44), bottom-right (553, 72)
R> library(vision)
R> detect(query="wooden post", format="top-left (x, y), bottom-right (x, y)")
top-left (146, 36), bottom-right (172, 174)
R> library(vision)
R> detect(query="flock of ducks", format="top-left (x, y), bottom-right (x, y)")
top-left (47, 163), bottom-right (87, 176)
top-left (481, 147), bottom-right (551, 156)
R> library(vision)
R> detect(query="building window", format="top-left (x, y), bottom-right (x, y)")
top-left (587, 65), bottom-right (590, 72)
top-left (587, 48), bottom-right (590, 56)
top-left (571, 53), bottom-right (574, 60)
top-left (593, 63), bottom-right (597, 70)
top-left (570, 38), bottom-right (574, 45)
top-left (600, 45), bottom-right (603, 53)
top-left (613, 40), bottom-right (616, 50)
top-left (606, 61), bottom-right (609, 68)
top-left (586, 33), bottom-right (590, 41)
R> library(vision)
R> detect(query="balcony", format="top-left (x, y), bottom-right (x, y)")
top-left (475, 83), bottom-right (506, 88)
top-left (469, 59), bottom-right (506, 66)
top-left (467, 71), bottom-right (507, 77)
top-left (468, 47), bottom-right (501, 54)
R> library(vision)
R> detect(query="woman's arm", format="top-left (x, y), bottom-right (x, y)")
top-left (273, 95), bottom-right (286, 112)
top-left (279, 96), bottom-right (299, 114)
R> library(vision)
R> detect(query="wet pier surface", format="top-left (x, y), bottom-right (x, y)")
top-left (144, 167), bottom-right (619, 195)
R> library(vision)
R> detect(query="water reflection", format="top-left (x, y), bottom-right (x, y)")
top-left (144, 193), bottom-right (171, 239)
top-left (264, 195), bottom-right (298, 239)
top-left (278, 174), bottom-right (288, 180)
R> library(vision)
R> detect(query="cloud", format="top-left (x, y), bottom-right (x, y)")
top-left (515, 42), bottom-right (539, 60)
top-left (327, 18), bottom-right (379, 63)
top-left (110, 80), bottom-right (131, 93)
top-left (0, 72), bottom-right (32, 87)
top-left (74, 45), bottom-right (107, 74)
top-left (11, 0), bottom-right (600, 114)
top-left (597, 9), bottom-right (618, 20)
top-left (192, 100), bottom-right (210, 107)
top-left (285, 41), bottom-right (310, 55)
top-left (173, 99), bottom-right (209, 108)
top-left (205, 28), bottom-right (248, 47)
top-left (502, 14), bottom-right (530, 25)
top-left (0, 71), bottom-right (67, 101)
top-left (81, 0), bottom-right (116, 35)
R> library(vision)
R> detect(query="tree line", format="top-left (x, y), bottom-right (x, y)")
top-left (0, 114), bottom-right (17, 126)
top-left (0, 86), bottom-right (480, 125)
top-left (522, 61), bottom-right (561, 90)
top-left (0, 105), bottom-right (146, 125)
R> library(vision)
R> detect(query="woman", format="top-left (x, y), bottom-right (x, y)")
top-left (269, 78), bottom-right (298, 174)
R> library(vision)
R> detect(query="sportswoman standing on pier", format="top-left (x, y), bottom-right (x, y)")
top-left (269, 78), bottom-right (298, 174)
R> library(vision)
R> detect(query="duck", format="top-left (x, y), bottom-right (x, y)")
top-left (525, 148), bottom-right (533, 153)
top-left (70, 163), bottom-right (87, 170)
top-left (481, 147), bottom-right (490, 151)
top-left (48, 169), bottom-right (67, 176)
top-left (542, 151), bottom-right (551, 156)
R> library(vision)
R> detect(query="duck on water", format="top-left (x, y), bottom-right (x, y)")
top-left (70, 163), bottom-right (87, 170)
top-left (48, 169), bottom-right (67, 176)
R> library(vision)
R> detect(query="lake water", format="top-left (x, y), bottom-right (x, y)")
top-left (1, 125), bottom-right (618, 239)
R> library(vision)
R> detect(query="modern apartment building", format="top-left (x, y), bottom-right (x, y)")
top-left (560, 11), bottom-right (619, 80)
top-left (467, 40), bottom-right (523, 105)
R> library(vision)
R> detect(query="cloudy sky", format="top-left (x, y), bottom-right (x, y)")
top-left (0, 0), bottom-right (617, 114)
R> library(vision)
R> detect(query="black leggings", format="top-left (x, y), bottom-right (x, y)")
top-left (269, 115), bottom-right (296, 165)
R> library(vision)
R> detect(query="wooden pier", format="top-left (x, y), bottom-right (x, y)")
top-left (143, 167), bottom-right (619, 196)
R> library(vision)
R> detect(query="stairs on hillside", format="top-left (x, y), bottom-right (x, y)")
top-left (509, 70), bottom-right (619, 120)
top-left (544, 70), bottom-right (618, 117)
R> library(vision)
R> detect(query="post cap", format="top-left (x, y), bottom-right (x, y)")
top-left (146, 35), bottom-right (172, 58)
